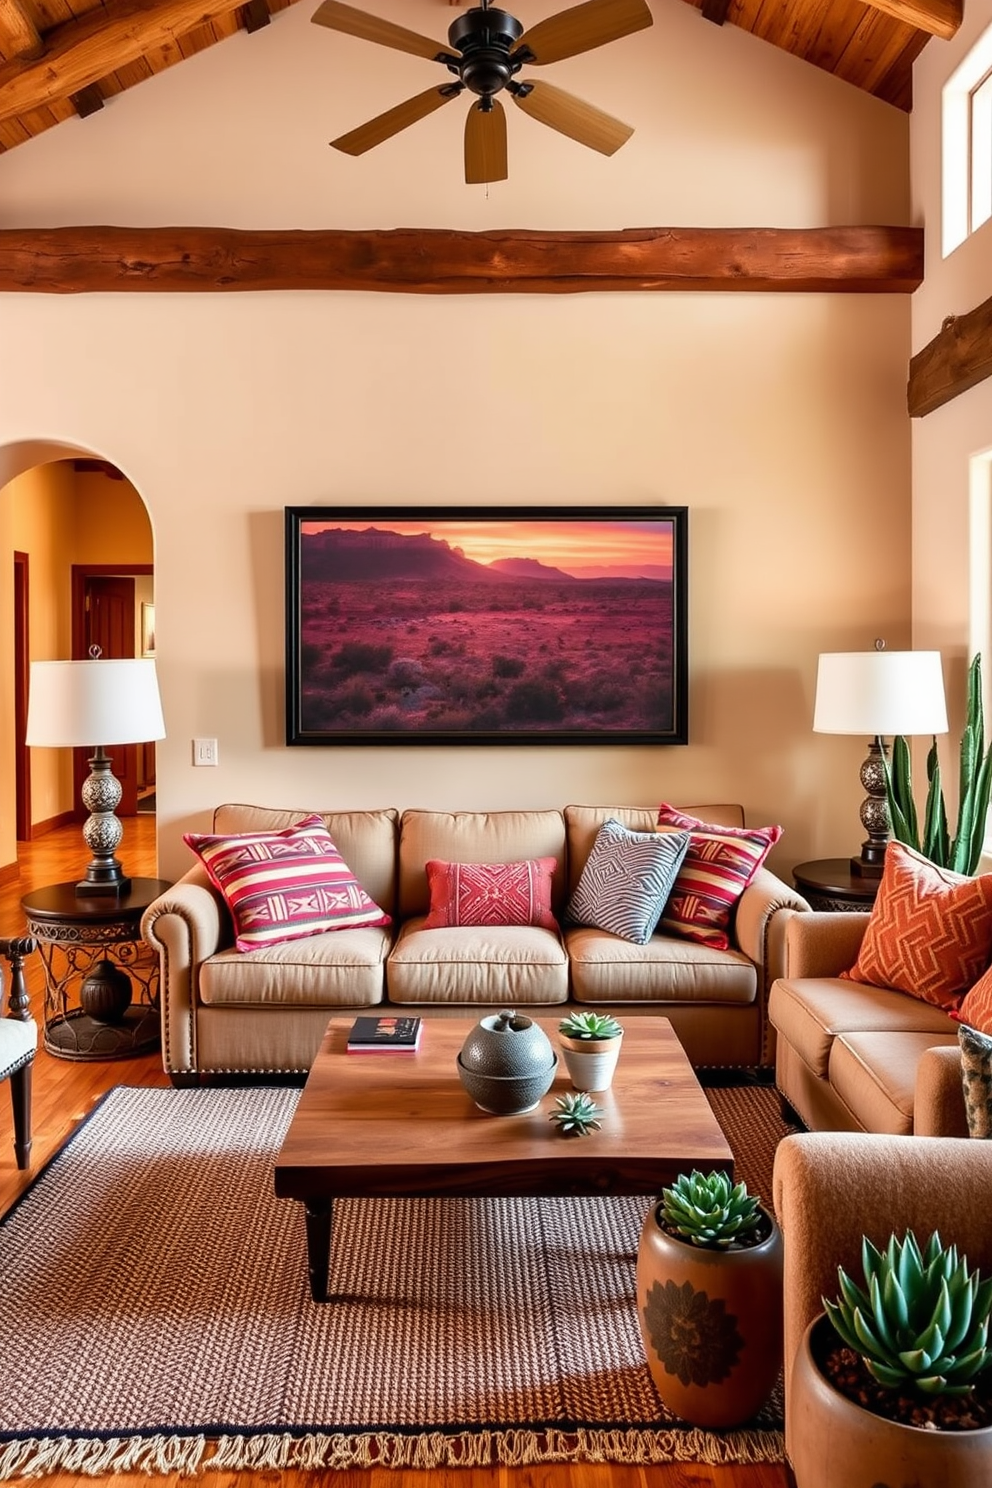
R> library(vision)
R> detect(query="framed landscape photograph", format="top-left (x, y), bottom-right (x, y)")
top-left (285, 506), bottom-right (688, 746)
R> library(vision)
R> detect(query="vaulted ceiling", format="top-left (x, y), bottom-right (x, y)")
top-left (0, 0), bottom-right (958, 160)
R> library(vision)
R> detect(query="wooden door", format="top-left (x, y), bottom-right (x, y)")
top-left (73, 575), bottom-right (139, 817)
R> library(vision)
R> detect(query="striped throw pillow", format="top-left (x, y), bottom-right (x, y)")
top-left (657, 803), bottom-right (782, 950)
top-left (565, 819), bottom-right (690, 945)
top-left (183, 814), bottom-right (391, 953)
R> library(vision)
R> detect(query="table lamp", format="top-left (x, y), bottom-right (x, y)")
top-left (813, 647), bottom-right (948, 877)
top-left (26, 652), bottom-right (166, 896)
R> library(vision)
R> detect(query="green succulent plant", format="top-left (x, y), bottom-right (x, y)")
top-left (884, 653), bottom-right (992, 874)
top-left (824, 1230), bottom-right (992, 1396)
top-left (558, 1011), bottom-right (623, 1041)
top-left (548, 1091), bottom-right (604, 1136)
top-left (660, 1170), bottom-right (764, 1249)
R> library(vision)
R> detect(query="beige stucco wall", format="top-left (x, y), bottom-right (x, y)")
top-left (0, 0), bottom-right (913, 883)
top-left (910, 0), bottom-right (992, 777)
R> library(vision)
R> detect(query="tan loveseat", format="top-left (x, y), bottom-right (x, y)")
top-left (768, 911), bottom-right (969, 1137)
top-left (142, 802), bottom-right (809, 1082)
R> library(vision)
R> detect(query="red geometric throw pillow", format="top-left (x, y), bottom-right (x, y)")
top-left (183, 814), bottom-right (391, 953)
top-left (954, 963), bottom-right (992, 1034)
top-left (656, 803), bottom-right (782, 950)
top-left (841, 841), bottom-right (992, 1011)
top-left (423, 858), bottom-right (559, 930)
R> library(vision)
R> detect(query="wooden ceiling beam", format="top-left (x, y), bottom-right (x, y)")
top-left (0, 0), bottom-right (266, 124)
top-left (861, 0), bottom-right (960, 40)
top-left (0, 224), bottom-right (923, 293)
top-left (0, 0), bottom-right (42, 60)
top-left (69, 83), bottom-right (105, 118)
top-left (908, 294), bottom-right (992, 416)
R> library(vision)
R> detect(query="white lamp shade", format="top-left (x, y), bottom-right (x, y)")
top-left (813, 651), bottom-right (948, 737)
top-left (26, 658), bottom-right (166, 748)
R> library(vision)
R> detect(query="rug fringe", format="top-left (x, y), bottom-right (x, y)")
top-left (0, 1435), bottom-right (207, 1481)
top-left (206, 1425), bottom-right (785, 1472)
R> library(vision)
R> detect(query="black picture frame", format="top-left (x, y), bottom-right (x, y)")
top-left (285, 505), bottom-right (688, 746)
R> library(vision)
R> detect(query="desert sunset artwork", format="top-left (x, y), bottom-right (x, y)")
top-left (286, 507), bottom-right (687, 744)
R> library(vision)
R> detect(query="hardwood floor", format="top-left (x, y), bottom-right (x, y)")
top-left (0, 818), bottom-right (789, 1488)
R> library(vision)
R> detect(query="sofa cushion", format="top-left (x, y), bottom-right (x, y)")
top-left (768, 975), bottom-right (957, 1079)
top-left (565, 926), bottom-right (757, 1005)
top-left (841, 841), bottom-right (992, 1011)
top-left (197, 925), bottom-right (391, 1008)
top-left (386, 919), bottom-right (568, 1005)
top-left (184, 815), bottom-right (391, 953)
top-left (211, 804), bottom-right (399, 919)
top-left (398, 810), bottom-right (567, 920)
top-left (656, 803), bottom-right (782, 951)
top-left (958, 1023), bottom-right (992, 1137)
top-left (565, 820), bottom-right (690, 944)
top-left (564, 804), bottom-right (745, 895)
top-left (423, 858), bottom-right (558, 930)
top-left (828, 1030), bottom-right (961, 1136)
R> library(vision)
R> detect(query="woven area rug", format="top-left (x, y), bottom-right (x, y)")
top-left (0, 1083), bottom-right (795, 1479)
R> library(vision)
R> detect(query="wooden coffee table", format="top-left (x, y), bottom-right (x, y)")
top-left (274, 1014), bottom-right (733, 1301)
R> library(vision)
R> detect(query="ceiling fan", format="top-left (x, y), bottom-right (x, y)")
top-left (312, 0), bottom-right (654, 184)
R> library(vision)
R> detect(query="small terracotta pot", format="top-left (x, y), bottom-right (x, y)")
top-left (789, 1312), bottom-right (992, 1488)
top-left (636, 1199), bottom-right (783, 1428)
top-left (559, 1032), bottom-right (622, 1091)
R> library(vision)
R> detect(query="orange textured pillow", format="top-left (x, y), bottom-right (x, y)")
top-left (953, 963), bottom-right (992, 1034)
top-left (841, 841), bottom-right (992, 1010)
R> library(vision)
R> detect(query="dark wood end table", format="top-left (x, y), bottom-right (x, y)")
top-left (793, 858), bottom-right (880, 912)
top-left (275, 1014), bottom-right (733, 1302)
top-left (21, 877), bottom-right (172, 1061)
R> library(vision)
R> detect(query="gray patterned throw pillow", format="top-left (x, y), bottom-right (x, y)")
top-left (958, 1023), bottom-right (992, 1138)
top-left (565, 819), bottom-right (690, 945)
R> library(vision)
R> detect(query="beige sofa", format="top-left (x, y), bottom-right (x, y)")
top-left (769, 911), bottom-right (969, 1137)
top-left (141, 802), bottom-right (810, 1082)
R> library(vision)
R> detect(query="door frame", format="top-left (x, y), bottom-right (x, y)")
top-left (71, 563), bottom-right (153, 658)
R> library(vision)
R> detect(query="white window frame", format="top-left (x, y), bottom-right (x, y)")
top-left (942, 24), bottom-right (992, 256)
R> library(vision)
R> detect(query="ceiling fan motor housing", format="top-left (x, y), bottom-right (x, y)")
top-left (447, 7), bottom-right (524, 98)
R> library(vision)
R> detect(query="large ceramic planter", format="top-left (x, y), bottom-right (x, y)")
top-left (789, 1312), bottom-right (992, 1488)
top-left (636, 1199), bottom-right (783, 1428)
top-left (559, 1032), bottom-right (622, 1091)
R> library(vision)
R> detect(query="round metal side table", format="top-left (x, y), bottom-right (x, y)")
top-left (792, 859), bottom-right (880, 913)
top-left (21, 878), bottom-right (172, 1060)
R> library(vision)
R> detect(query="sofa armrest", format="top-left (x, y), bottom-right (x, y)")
top-left (733, 868), bottom-right (810, 1066)
top-left (773, 1131), bottom-right (992, 1456)
top-left (914, 1042), bottom-right (969, 1136)
top-left (141, 866), bottom-right (231, 1075)
top-left (782, 910), bottom-right (869, 979)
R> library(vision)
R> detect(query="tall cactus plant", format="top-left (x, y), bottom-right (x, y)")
top-left (885, 654), bottom-right (992, 874)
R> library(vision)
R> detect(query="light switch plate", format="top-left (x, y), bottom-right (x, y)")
top-left (193, 738), bottom-right (218, 767)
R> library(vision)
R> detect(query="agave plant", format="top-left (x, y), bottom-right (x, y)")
top-left (885, 653), bottom-right (992, 874)
top-left (660, 1170), bottom-right (764, 1249)
top-left (548, 1091), bottom-right (604, 1136)
top-left (558, 1011), bottom-right (623, 1041)
top-left (824, 1230), bottom-right (992, 1396)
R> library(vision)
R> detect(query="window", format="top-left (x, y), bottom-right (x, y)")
top-left (942, 24), bottom-right (992, 256)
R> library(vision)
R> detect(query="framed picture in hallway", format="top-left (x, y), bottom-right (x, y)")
top-left (284, 505), bottom-right (688, 746)
top-left (141, 603), bottom-right (156, 658)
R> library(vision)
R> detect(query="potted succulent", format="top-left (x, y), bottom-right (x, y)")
top-left (636, 1169), bottom-right (783, 1428)
top-left (557, 1010), bottom-right (624, 1090)
top-left (789, 1229), bottom-right (992, 1487)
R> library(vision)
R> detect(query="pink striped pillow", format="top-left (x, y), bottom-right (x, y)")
top-left (423, 858), bottom-right (559, 930)
top-left (184, 814), bottom-right (390, 953)
top-left (656, 804), bottom-right (782, 950)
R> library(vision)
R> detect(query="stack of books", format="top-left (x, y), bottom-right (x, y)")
top-left (346, 1015), bottom-right (422, 1053)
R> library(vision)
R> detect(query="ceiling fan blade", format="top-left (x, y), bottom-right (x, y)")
top-left (312, 1), bottom-right (449, 62)
top-left (513, 0), bottom-right (652, 65)
top-left (465, 99), bottom-right (508, 184)
top-left (331, 85), bottom-right (461, 156)
top-left (511, 80), bottom-right (633, 155)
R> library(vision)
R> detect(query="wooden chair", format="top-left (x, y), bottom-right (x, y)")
top-left (0, 936), bottom-right (37, 1169)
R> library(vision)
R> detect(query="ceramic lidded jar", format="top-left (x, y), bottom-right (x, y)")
top-left (457, 1010), bottom-right (558, 1115)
